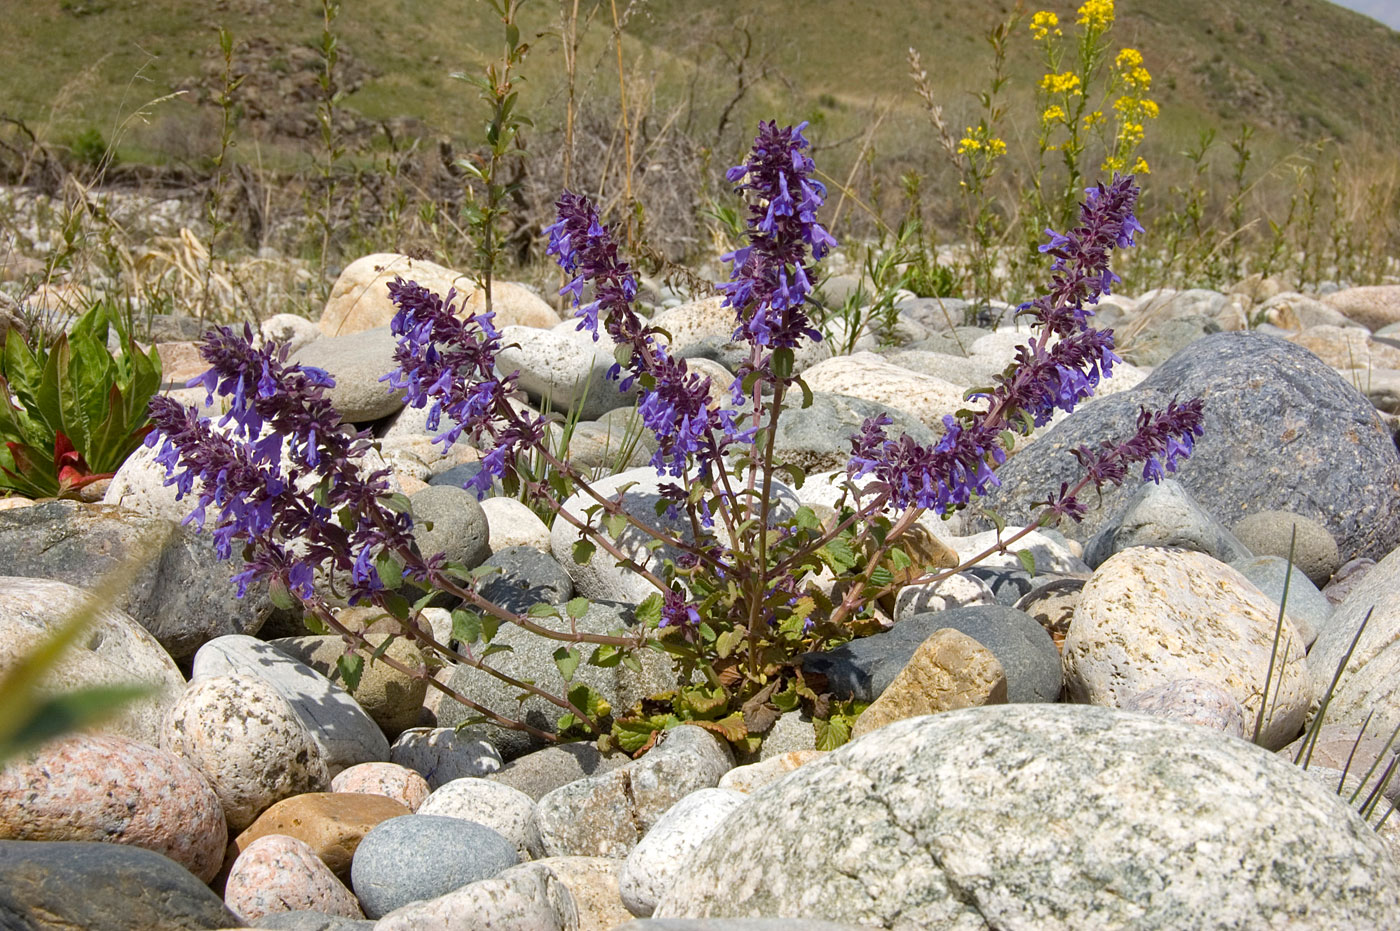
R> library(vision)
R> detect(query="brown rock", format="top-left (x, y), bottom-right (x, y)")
top-left (1323, 284), bottom-right (1400, 331)
top-left (850, 628), bottom-right (1007, 739)
top-left (227, 791), bottom-right (409, 882)
top-left (0, 735), bottom-right (227, 883)
top-left (320, 253), bottom-right (559, 337)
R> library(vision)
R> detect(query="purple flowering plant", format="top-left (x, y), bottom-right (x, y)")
top-left (145, 120), bottom-right (1203, 753)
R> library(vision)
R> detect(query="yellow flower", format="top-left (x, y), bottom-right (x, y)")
top-left (1077, 0), bottom-right (1114, 30)
top-left (1102, 155), bottom-right (1126, 172)
top-left (1119, 121), bottom-right (1145, 145)
top-left (1040, 71), bottom-right (1083, 96)
top-left (987, 137), bottom-right (1008, 156)
top-left (1030, 10), bottom-right (1062, 40)
top-left (1141, 99), bottom-right (1160, 119)
top-left (1115, 48), bottom-right (1143, 70)
top-left (958, 133), bottom-right (981, 156)
top-left (1133, 156), bottom-right (1150, 174)
top-left (1084, 109), bottom-right (1105, 128)
top-left (1042, 104), bottom-right (1067, 124)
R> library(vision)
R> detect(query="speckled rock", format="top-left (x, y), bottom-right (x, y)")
top-left (0, 840), bottom-right (240, 930)
top-left (1321, 284), bottom-right (1400, 330)
top-left (486, 742), bottom-right (630, 801)
top-left (250, 910), bottom-right (373, 930)
top-left (319, 254), bottom-right (559, 337)
top-left (947, 528), bottom-right (1088, 575)
top-left (388, 727), bottom-right (503, 788)
top-left (648, 296), bottom-right (829, 374)
top-left (800, 352), bottom-right (967, 432)
top-left (330, 763), bottom-right (430, 811)
top-left (512, 856), bottom-right (633, 931)
top-left (654, 705), bottom-right (1400, 928)
top-left (260, 313), bottom-right (322, 354)
top-left (417, 778), bottom-right (536, 860)
top-left (1119, 678), bottom-right (1248, 738)
top-left (409, 484), bottom-right (491, 570)
top-left (435, 599), bottom-right (681, 760)
top-left (1230, 510), bottom-right (1341, 588)
top-left (0, 735), bottom-right (226, 882)
top-left (1230, 555), bottom-right (1332, 648)
top-left (1308, 544), bottom-right (1400, 740)
top-left (0, 500), bottom-right (272, 663)
top-left (474, 545), bottom-right (574, 617)
top-left (497, 324), bottom-right (637, 420)
top-left (193, 635), bottom-right (389, 775)
top-left (1064, 547), bottom-right (1312, 750)
top-left (1083, 478), bottom-right (1252, 569)
top-left (0, 577), bottom-right (185, 746)
top-left (225, 835), bottom-right (363, 923)
top-left (850, 629), bottom-right (1006, 739)
top-left (976, 332), bottom-right (1400, 565)
top-left (480, 497), bottom-right (552, 553)
top-left (1012, 578), bottom-right (1085, 652)
top-left (228, 793), bottom-right (409, 883)
top-left (371, 857), bottom-right (573, 931)
top-left (1280, 723), bottom-right (1400, 806)
top-left (268, 635), bottom-right (427, 740)
top-left (531, 726), bottom-right (734, 859)
top-left (617, 923), bottom-right (866, 931)
top-left (621, 788), bottom-right (748, 917)
top-left (351, 814), bottom-right (520, 918)
top-left (1322, 556), bottom-right (1376, 607)
top-left (160, 673), bottom-right (331, 832)
top-left (768, 392), bottom-right (935, 473)
top-left (718, 751), bottom-right (826, 794)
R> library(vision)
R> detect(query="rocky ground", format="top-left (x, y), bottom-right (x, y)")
top-left (3, 244), bottom-right (1400, 929)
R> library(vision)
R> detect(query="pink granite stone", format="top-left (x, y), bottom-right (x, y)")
top-left (331, 762), bottom-right (431, 812)
top-left (224, 834), bottom-right (364, 922)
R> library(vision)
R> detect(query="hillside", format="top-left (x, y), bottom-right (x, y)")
top-left (6, 0), bottom-right (1399, 178)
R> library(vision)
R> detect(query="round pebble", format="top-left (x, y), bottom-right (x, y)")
top-left (332, 762), bottom-right (431, 812)
top-left (416, 777), bottom-right (537, 860)
top-left (225, 834), bottom-right (363, 923)
top-left (351, 814), bottom-right (520, 918)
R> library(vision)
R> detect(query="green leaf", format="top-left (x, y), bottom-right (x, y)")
top-left (621, 652), bottom-right (643, 674)
top-left (604, 512), bottom-right (628, 538)
top-left (381, 593), bottom-right (411, 620)
top-left (480, 614), bottom-right (501, 644)
top-left (794, 506), bottom-right (822, 532)
top-left (1, 684), bottom-right (155, 762)
top-left (528, 602), bottom-right (560, 620)
top-left (589, 644), bottom-right (622, 667)
top-left (268, 577), bottom-right (297, 611)
top-left (565, 597), bottom-right (590, 620)
top-left (772, 347), bottom-right (794, 380)
top-left (1016, 548), bottom-right (1037, 576)
top-left (715, 627), bottom-right (744, 659)
top-left (375, 551), bottom-right (405, 591)
top-left (481, 643), bottom-right (514, 659)
top-left (634, 594), bottom-right (663, 628)
top-left (451, 609), bottom-right (482, 645)
top-left (337, 653), bottom-right (365, 692)
top-left (553, 646), bottom-right (581, 682)
top-left (814, 715), bottom-right (852, 751)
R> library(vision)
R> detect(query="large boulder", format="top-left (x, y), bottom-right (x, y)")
top-left (655, 705), bottom-right (1400, 929)
top-left (976, 332), bottom-right (1400, 564)
top-left (0, 501), bottom-right (271, 664)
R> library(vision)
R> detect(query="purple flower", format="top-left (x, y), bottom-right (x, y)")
top-left (146, 326), bottom-right (418, 603)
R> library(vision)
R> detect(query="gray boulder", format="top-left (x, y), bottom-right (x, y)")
top-left (1083, 478), bottom-right (1252, 568)
top-left (290, 325), bottom-right (404, 422)
top-left (655, 705), bottom-right (1400, 929)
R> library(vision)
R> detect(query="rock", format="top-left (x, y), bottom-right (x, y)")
top-left (1322, 556), bottom-right (1376, 607)
top-left (193, 635), bottom-right (390, 775)
top-left (388, 727), bottom-right (503, 788)
top-left (497, 324), bottom-right (637, 419)
top-left (620, 788), bottom-right (748, 917)
top-left (434, 599), bottom-right (680, 760)
top-left (804, 605), bottom-right (1061, 705)
top-left (768, 392), bottom-right (935, 473)
top-left (531, 726), bottom-right (734, 859)
top-left (0, 735), bottom-right (226, 882)
top-left (408, 484), bottom-right (490, 570)
top-left (1288, 324), bottom-right (1400, 371)
top-left (648, 296), bottom-right (828, 374)
top-left (1119, 679), bottom-right (1248, 738)
top-left (228, 792), bottom-right (409, 883)
top-left (617, 923), bottom-right (866, 931)
top-left (654, 705), bottom-right (1400, 928)
top-left (0, 500), bottom-right (271, 663)
top-left (290, 326), bottom-right (403, 421)
top-left (1230, 555), bottom-right (1332, 648)
top-left (977, 332), bottom-right (1400, 564)
top-left (550, 467), bottom-right (799, 604)
top-left (371, 859), bottom-right (573, 931)
top-left (250, 909), bottom-right (374, 930)
top-left (1118, 313), bottom-right (1220, 366)
top-left (261, 314), bottom-right (322, 355)
top-left (754, 711), bottom-right (817, 760)
top-left (161, 673), bottom-right (331, 832)
top-left (1065, 547), bottom-right (1312, 750)
top-left (893, 571), bottom-right (996, 620)
top-left (1228, 274), bottom-right (1284, 305)
top-left (480, 496), bottom-right (552, 553)
top-left (320, 254), bottom-right (559, 337)
top-left (849, 628), bottom-right (1007, 739)
top-left (225, 835), bottom-right (363, 924)
top-left (1083, 478), bottom-right (1253, 568)
top-left (268, 635), bottom-right (427, 739)
top-left (1012, 577), bottom-right (1085, 652)
top-left (416, 778), bottom-right (536, 860)
top-left (331, 762), bottom-right (430, 812)
top-left (350, 814), bottom-right (519, 919)
top-left (895, 296), bottom-right (973, 332)
top-left (1256, 292), bottom-right (1361, 331)
top-left (0, 577), bottom-right (184, 746)
top-left (1308, 545), bottom-right (1400, 740)
top-left (0, 840), bottom-right (240, 930)
top-left (1230, 510), bottom-right (1341, 588)
top-left (948, 527), bottom-right (1088, 574)
top-left (486, 742), bottom-right (630, 801)
top-left (718, 751), bottom-right (826, 794)
top-left (878, 348), bottom-right (1002, 388)
top-left (510, 856), bottom-right (632, 931)
top-left (800, 352), bottom-right (967, 432)
top-left (474, 545), bottom-right (574, 617)
top-left (1322, 284), bottom-right (1400, 330)
top-left (1280, 723), bottom-right (1400, 806)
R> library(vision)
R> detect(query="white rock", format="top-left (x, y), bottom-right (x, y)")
top-left (481, 496), bottom-right (552, 553)
top-left (417, 777), bottom-right (537, 860)
top-left (619, 787), bottom-right (748, 916)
